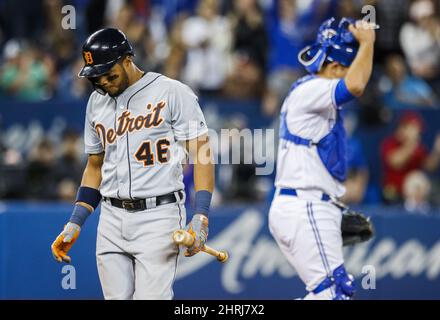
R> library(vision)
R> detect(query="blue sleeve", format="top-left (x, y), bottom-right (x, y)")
top-left (334, 79), bottom-right (356, 106)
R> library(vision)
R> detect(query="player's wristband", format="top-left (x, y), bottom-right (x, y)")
top-left (195, 190), bottom-right (212, 217)
top-left (69, 204), bottom-right (91, 227)
top-left (69, 186), bottom-right (102, 227)
top-left (76, 186), bottom-right (102, 210)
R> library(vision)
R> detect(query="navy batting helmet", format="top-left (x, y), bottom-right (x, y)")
top-left (78, 28), bottom-right (134, 78)
top-left (298, 17), bottom-right (359, 74)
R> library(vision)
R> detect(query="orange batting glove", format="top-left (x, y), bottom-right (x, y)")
top-left (51, 222), bottom-right (81, 263)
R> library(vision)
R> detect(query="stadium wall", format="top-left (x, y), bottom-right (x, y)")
top-left (1, 202), bottom-right (439, 299)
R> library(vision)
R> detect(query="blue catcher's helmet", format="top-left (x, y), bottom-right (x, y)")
top-left (298, 17), bottom-right (359, 74)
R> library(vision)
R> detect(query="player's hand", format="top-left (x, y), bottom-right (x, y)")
top-left (349, 20), bottom-right (376, 45)
top-left (51, 222), bottom-right (81, 263)
top-left (184, 214), bottom-right (209, 257)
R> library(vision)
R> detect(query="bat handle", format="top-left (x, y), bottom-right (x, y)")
top-left (172, 230), bottom-right (229, 263)
top-left (203, 246), bottom-right (229, 263)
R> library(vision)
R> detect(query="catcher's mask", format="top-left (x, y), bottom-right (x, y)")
top-left (298, 17), bottom-right (359, 74)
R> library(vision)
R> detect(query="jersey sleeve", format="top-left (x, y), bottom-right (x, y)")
top-left (169, 81), bottom-right (209, 141)
top-left (84, 95), bottom-right (104, 154)
top-left (294, 78), bottom-right (345, 113)
top-left (333, 79), bottom-right (356, 107)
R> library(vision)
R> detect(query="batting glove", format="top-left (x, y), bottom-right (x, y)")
top-left (51, 222), bottom-right (81, 263)
top-left (184, 214), bottom-right (209, 257)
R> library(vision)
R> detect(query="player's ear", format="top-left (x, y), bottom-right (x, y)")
top-left (332, 63), bottom-right (347, 78)
top-left (122, 55), bottom-right (132, 68)
top-left (325, 62), bottom-right (337, 77)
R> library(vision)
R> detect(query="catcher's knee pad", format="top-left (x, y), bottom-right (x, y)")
top-left (312, 264), bottom-right (356, 300)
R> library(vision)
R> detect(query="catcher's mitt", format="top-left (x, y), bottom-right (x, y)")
top-left (341, 209), bottom-right (374, 246)
top-left (330, 197), bottom-right (375, 246)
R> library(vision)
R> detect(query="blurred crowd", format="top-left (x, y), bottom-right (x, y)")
top-left (1, 0), bottom-right (440, 213)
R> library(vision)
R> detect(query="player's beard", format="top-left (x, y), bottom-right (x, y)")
top-left (108, 68), bottom-right (130, 97)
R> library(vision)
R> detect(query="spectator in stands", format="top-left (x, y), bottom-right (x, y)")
top-left (54, 129), bottom-right (84, 201)
top-left (25, 138), bottom-right (57, 200)
top-left (1, 146), bottom-right (22, 166)
top-left (222, 0), bottom-right (268, 99)
top-left (159, 0), bottom-right (199, 28)
top-left (216, 116), bottom-right (264, 202)
top-left (400, 0), bottom-right (440, 86)
top-left (380, 111), bottom-right (440, 204)
top-left (371, 0), bottom-right (410, 64)
top-left (57, 57), bottom-right (92, 100)
top-left (0, 41), bottom-right (53, 101)
top-left (84, 0), bottom-right (109, 35)
top-left (163, 13), bottom-right (188, 80)
top-left (403, 170), bottom-right (432, 214)
top-left (0, 0), bottom-right (45, 41)
top-left (58, 179), bottom-right (78, 202)
top-left (113, 3), bottom-right (160, 72)
top-left (42, 0), bottom-right (77, 72)
top-left (0, 134), bottom-right (25, 199)
top-left (378, 54), bottom-right (437, 108)
top-left (180, 0), bottom-right (231, 95)
top-left (262, 0), bottom-right (305, 117)
top-left (341, 110), bottom-right (369, 205)
top-left (262, 0), bottom-right (336, 116)
top-left (54, 129), bottom-right (83, 183)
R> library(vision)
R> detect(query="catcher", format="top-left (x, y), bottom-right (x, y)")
top-left (268, 18), bottom-right (374, 300)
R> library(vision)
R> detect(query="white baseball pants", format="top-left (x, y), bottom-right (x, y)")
top-left (268, 189), bottom-right (344, 300)
top-left (96, 196), bottom-right (186, 300)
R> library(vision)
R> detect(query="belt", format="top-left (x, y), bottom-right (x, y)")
top-left (279, 188), bottom-right (331, 202)
top-left (104, 190), bottom-right (184, 211)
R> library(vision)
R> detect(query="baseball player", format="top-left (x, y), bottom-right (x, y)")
top-left (268, 18), bottom-right (375, 300)
top-left (50, 28), bottom-right (215, 300)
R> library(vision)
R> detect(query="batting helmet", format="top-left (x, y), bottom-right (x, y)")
top-left (298, 17), bottom-right (359, 74)
top-left (78, 28), bottom-right (134, 78)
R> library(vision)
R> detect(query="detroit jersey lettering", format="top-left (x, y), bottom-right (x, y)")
top-left (84, 72), bottom-right (208, 199)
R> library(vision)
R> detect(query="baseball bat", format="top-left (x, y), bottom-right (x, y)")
top-left (172, 230), bottom-right (229, 263)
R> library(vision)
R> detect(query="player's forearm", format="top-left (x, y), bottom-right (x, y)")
top-left (193, 161), bottom-right (215, 193)
top-left (76, 154), bottom-right (103, 212)
top-left (187, 135), bottom-right (215, 192)
top-left (193, 161), bottom-right (214, 218)
top-left (344, 42), bottom-right (374, 96)
top-left (80, 154), bottom-right (103, 189)
top-left (81, 164), bottom-right (102, 189)
top-left (189, 135), bottom-right (215, 218)
top-left (77, 168), bottom-right (102, 212)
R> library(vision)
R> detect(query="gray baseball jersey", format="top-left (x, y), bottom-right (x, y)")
top-left (84, 72), bottom-right (208, 199)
